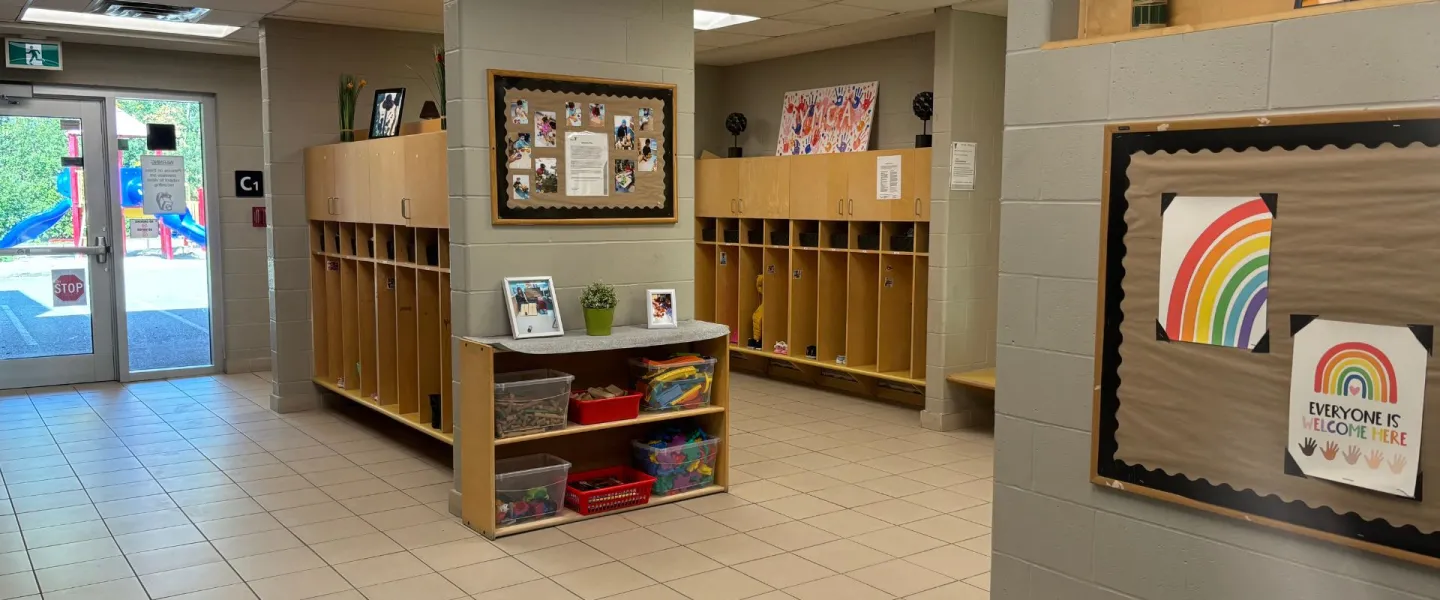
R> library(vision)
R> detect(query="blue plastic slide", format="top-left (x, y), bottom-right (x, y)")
top-left (0, 197), bottom-right (71, 249)
top-left (157, 211), bottom-right (207, 247)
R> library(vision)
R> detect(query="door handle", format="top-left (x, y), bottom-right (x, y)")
top-left (401, 198), bottom-right (411, 220)
top-left (94, 236), bottom-right (110, 264)
top-left (0, 240), bottom-right (108, 262)
top-left (738, 199), bottom-right (745, 214)
top-left (837, 199), bottom-right (843, 216)
top-left (915, 198), bottom-right (921, 216)
top-left (849, 199), bottom-right (854, 215)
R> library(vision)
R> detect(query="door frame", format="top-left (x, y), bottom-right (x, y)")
top-left (0, 97), bottom-right (119, 388)
top-left (32, 84), bottom-right (227, 383)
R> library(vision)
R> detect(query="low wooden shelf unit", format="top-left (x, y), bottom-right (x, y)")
top-left (459, 323), bottom-right (732, 539)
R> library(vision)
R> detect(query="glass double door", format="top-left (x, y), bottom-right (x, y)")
top-left (0, 95), bottom-right (218, 389)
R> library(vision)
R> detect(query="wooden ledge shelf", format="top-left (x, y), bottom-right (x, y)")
top-left (1048, 0), bottom-right (1429, 50)
top-left (495, 406), bottom-right (727, 446)
top-left (494, 485), bottom-right (724, 538)
top-left (730, 346), bottom-right (925, 387)
top-left (947, 368), bottom-right (995, 391)
top-left (314, 377), bottom-right (454, 444)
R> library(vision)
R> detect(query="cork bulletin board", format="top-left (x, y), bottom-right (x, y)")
top-left (1093, 109), bottom-right (1440, 566)
top-left (488, 70), bottom-right (677, 225)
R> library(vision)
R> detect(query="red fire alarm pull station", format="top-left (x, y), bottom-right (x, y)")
top-left (252, 206), bottom-right (266, 228)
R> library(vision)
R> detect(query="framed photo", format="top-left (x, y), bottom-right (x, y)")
top-left (368, 88), bottom-right (407, 139)
top-left (504, 277), bottom-right (564, 339)
top-left (647, 289), bottom-right (677, 329)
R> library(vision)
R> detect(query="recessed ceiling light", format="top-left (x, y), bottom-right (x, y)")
top-left (21, 7), bottom-right (240, 38)
top-left (693, 9), bottom-right (759, 30)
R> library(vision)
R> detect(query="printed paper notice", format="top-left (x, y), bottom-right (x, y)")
top-left (1287, 319), bottom-right (1428, 498)
top-left (950, 142), bottom-right (976, 191)
top-left (876, 155), bottom-right (902, 200)
top-left (565, 132), bottom-right (609, 197)
top-left (141, 154), bottom-right (186, 215)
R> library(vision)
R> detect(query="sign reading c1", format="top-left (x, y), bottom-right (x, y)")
top-left (235, 171), bottom-right (265, 198)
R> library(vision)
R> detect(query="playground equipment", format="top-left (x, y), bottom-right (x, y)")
top-left (0, 110), bottom-right (206, 257)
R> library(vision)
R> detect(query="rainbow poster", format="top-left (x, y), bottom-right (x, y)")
top-left (775, 82), bottom-right (877, 156)
top-left (1288, 319), bottom-right (1428, 498)
top-left (1157, 196), bottom-right (1274, 350)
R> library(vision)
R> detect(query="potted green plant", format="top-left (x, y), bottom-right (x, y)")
top-left (580, 281), bottom-right (617, 336)
top-left (339, 74), bottom-right (367, 142)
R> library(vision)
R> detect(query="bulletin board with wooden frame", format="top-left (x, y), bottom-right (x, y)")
top-left (1093, 108), bottom-right (1440, 567)
top-left (487, 69), bottom-right (678, 226)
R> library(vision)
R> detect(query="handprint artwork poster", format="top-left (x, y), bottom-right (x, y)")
top-left (1288, 318), bottom-right (1428, 498)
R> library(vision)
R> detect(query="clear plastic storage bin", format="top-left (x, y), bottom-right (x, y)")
top-left (494, 369), bottom-right (575, 438)
top-left (632, 437), bottom-right (721, 496)
top-left (495, 453), bottom-right (571, 527)
top-left (629, 356), bottom-right (717, 412)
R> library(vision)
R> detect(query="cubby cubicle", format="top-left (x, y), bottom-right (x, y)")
top-left (306, 131), bottom-right (456, 443)
top-left (695, 149), bottom-right (931, 403)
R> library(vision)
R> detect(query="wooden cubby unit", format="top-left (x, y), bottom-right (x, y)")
top-left (695, 149), bottom-right (932, 402)
top-left (306, 132), bottom-right (454, 444)
top-left (459, 324), bottom-right (731, 539)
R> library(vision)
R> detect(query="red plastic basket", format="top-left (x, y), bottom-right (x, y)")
top-left (567, 390), bottom-right (642, 425)
top-left (564, 467), bottom-right (656, 515)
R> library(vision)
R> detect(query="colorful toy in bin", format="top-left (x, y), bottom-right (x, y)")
top-left (630, 355), bottom-right (716, 412)
top-left (633, 427), bottom-right (720, 496)
top-left (495, 485), bottom-right (560, 526)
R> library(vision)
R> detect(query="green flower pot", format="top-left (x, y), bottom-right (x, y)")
top-left (584, 307), bottom-right (615, 336)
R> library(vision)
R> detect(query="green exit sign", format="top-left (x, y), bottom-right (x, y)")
top-left (5, 39), bottom-right (62, 71)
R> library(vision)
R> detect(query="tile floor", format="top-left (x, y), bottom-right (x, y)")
top-left (0, 371), bottom-right (993, 599)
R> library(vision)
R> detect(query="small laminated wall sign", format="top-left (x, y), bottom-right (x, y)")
top-left (489, 70), bottom-right (677, 225)
top-left (1094, 109), bottom-right (1440, 568)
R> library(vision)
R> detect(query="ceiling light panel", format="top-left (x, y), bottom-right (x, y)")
top-left (693, 9), bottom-right (759, 30)
top-left (21, 6), bottom-right (241, 37)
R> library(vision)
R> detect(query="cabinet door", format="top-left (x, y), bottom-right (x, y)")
top-left (908, 148), bottom-right (931, 222)
top-left (304, 145), bottom-right (336, 221)
top-left (788, 154), bottom-right (845, 220)
top-left (846, 150), bottom-right (910, 221)
top-left (696, 159), bottom-right (739, 217)
top-left (738, 156), bottom-right (789, 218)
top-left (334, 143), bottom-right (372, 222)
top-left (406, 133), bottom-right (450, 229)
top-left (368, 137), bottom-right (407, 226)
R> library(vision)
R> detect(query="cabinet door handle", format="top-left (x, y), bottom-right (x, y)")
top-left (401, 198), bottom-right (410, 220)
top-left (837, 199), bottom-right (843, 216)
top-left (915, 198), bottom-right (921, 216)
top-left (849, 199), bottom-right (854, 215)
top-left (739, 199), bottom-right (745, 214)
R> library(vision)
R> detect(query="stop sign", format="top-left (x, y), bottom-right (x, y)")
top-left (53, 273), bottom-right (85, 305)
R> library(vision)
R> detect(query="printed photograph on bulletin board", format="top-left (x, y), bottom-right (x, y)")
top-left (488, 70), bottom-right (678, 225)
top-left (1093, 109), bottom-right (1440, 567)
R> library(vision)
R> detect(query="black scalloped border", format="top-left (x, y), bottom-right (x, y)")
top-left (491, 74), bottom-right (676, 222)
top-left (1099, 116), bottom-right (1440, 560)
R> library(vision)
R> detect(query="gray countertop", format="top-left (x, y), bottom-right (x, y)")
top-left (465, 321), bottom-right (730, 355)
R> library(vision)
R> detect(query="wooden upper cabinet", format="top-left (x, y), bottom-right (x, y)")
top-left (908, 148), bottom-right (931, 222)
top-left (847, 150), bottom-right (924, 222)
top-left (333, 143), bottom-right (372, 222)
top-left (368, 137), bottom-right (407, 226)
top-left (788, 154), bottom-right (842, 220)
top-left (696, 159), bottom-right (738, 217)
top-left (737, 156), bottom-right (789, 218)
top-left (405, 132), bottom-right (449, 229)
top-left (304, 145), bottom-right (336, 221)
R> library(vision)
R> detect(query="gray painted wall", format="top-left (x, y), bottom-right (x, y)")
top-left (704, 33), bottom-right (935, 158)
top-left (260, 19), bottom-right (443, 410)
top-left (995, 1), bottom-right (1440, 598)
top-left (2, 43), bottom-right (268, 374)
top-left (694, 64), bottom-right (725, 158)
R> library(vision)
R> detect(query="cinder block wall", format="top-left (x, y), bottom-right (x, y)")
top-left (994, 1), bottom-right (1440, 597)
top-left (444, 0), bottom-right (696, 503)
top-left (13, 43), bottom-right (268, 373)
top-left (260, 20), bottom-right (443, 411)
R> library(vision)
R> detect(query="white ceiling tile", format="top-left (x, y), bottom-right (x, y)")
top-left (29, 0), bottom-right (93, 11)
top-left (0, 0), bottom-right (26, 22)
top-left (839, 0), bottom-right (952, 11)
top-left (188, 0), bottom-right (295, 12)
top-left (696, 9), bottom-right (933, 66)
top-left (694, 29), bottom-right (770, 48)
top-left (275, 1), bottom-right (442, 32)
top-left (721, 18), bottom-right (826, 37)
top-left (774, 4), bottom-right (896, 26)
top-left (226, 24), bottom-right (260, 42)
top-left (300, 0), bottom-right (442, 17)
top-left (954, 0), bottom-right (1008, 16)
top-left (199, 9), bottom-right (266, 27)
top-left (695, 0), bottom-right (832, 19)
